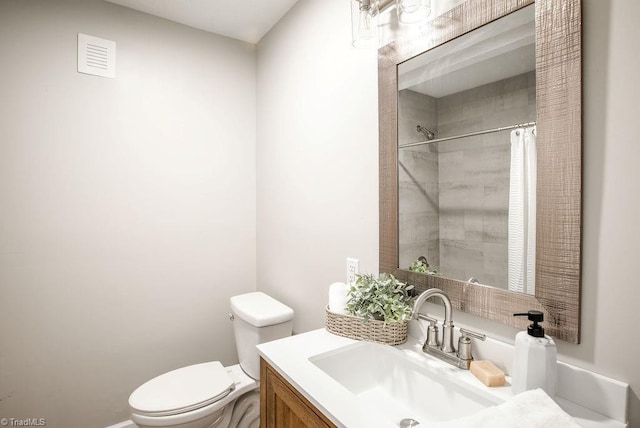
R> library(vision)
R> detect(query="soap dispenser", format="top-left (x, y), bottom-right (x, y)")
top-left (512, 310), bottom-right (557, 396)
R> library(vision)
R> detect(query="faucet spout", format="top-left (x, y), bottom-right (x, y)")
top-left (411, 288), bottom-right (452, 323)
top-left (412, 288), bottom-right (455, 353)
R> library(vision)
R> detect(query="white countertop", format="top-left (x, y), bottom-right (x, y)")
top-left (257, 328), bottom-right (626, 428)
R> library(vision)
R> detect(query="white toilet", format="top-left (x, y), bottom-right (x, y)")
top-left (128, 292), bottom-right (294, 428)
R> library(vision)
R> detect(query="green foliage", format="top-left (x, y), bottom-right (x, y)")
top-left (346, 273), bottom-right (415, 323)
top-left (408, 259), bottom-right (439, 275)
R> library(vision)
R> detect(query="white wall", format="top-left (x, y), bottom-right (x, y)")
top-left (258, 0), bottom-right (640, 425)
top-left (0, 1), bottom-right (256, 427)
top-left (256, 0), bottom-right (380, 333)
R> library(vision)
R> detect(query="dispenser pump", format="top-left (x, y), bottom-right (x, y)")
top-left (513, 310), bottom-right (545, 338)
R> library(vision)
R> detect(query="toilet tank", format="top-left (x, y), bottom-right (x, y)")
top-left (230, 292), bottom-right (294, 380)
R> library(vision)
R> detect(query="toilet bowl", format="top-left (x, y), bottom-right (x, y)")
top-left (129, 292), bottom-right (294, 428)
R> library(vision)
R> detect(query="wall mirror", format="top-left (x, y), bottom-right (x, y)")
top-left (379, 0), bottom-right (582, 342)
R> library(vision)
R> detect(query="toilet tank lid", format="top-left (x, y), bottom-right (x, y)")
top-left (230, 292), bottom-right (294, 327)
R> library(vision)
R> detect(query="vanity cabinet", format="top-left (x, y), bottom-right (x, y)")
top-left (260, 357), bottom-right (336, 428)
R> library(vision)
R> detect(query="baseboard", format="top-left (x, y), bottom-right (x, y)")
top-left (105, 420), bottom-right (136, 428)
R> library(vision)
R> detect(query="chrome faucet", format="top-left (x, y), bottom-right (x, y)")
top-left (411, 288), bottom-right (485, 369)
top-left (411, 288), bottom-right (456, 353)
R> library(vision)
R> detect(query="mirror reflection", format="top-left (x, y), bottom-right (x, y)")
top-left (397, 5), bottom-right (536, 293)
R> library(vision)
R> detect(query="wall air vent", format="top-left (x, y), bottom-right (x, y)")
top-left (77, 33), bottom-right (116, 78)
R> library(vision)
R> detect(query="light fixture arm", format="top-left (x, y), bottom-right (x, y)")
top-left (354, 0), bottom-right (394, 14)
top-left (378, 0), bottom-right (395, 13)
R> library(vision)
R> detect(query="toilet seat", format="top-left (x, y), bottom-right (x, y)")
top-left (130, 364), bottom-right (259, 428)
top-left (129, 361), bottom-right (234, 417)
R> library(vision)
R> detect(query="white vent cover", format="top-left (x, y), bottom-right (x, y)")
top-left (77, 33), bottom-right (116, 78)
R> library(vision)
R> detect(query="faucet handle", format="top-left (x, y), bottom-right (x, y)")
top-left (416, 313), bottom-right (437, 325)
top-left (416, 314), bottom-right (440, 348)
top-left (457, 328), bottom-right (486, 361)
top-left (459, 328), bottom-right (486, 341)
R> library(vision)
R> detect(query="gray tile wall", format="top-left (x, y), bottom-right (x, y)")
top-left (398, 89), bottom-right (440, 270)
top-left (398, 71), bottom-right (536, 289)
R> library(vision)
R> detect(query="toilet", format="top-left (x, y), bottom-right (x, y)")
top-left (128, 292), bottom-right (294, 428)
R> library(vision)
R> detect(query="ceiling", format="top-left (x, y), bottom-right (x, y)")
top-left (398, 4), bottom-right (535, 98)
top-left (104, 0), bottom-right (300, 44)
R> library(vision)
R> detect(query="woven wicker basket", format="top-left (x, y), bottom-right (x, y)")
top-left (325, 306), bottom-right (408, 345)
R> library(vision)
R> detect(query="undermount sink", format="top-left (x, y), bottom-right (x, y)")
top-left (309, 341), bottom-right (503, 426)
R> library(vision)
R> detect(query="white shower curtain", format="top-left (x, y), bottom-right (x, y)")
top-left (508, 126), bottom-right (536, 294)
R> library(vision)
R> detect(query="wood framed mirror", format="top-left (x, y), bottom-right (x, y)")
top-left (379, 0), bottom-right (582, 342)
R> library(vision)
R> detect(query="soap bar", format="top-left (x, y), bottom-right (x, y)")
top-left (470, 360), bottom-right (505, 387)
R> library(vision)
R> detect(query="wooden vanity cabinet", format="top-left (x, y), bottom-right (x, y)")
top-left (260, 357), bottom-right (336, 428)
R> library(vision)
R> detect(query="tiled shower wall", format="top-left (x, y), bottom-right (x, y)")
top-left (398, 71), bottom-right (536, 289)
top-left (398, 89), bottom-right (439, 270)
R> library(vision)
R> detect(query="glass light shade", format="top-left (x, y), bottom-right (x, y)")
top-left (351, 0), bottom-right (379, 49)
top-left (396, 0), bottom-right (431, 24)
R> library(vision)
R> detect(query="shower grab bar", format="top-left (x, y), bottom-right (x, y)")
top-left (399, 121), bottom-right (537, 149)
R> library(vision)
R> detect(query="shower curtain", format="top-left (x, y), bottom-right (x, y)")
top-left (508, 126), bottom-right (536, 294)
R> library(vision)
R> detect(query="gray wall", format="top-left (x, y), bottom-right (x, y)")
top-left (436, 72), bottom-right (535, 288)
top-left (0, 1), bottom-right (257, 427)
top-left (256, 0), bottom-right (380, 334)
top-left (257, 0), bottom-right (640, 425)
top-left (398, 72), bottom-right (535, 288)
top-left (398, 89), bottom-right (440, 270)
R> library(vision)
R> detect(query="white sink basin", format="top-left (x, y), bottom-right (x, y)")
top-left (309, 341), bottom-right (503, 426)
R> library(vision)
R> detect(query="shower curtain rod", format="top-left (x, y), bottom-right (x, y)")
top-left (398, 121), bottom-right (537, 149)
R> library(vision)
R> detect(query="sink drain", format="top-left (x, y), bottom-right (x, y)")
top-left (399, 418), bottom-right (420, 427)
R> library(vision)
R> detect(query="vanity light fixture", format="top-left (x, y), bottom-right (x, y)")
top-left (351, 0), bottom-right (432, 48)
top-left (351, 0), bottom-right (380, 48)
top-left (397, 0), bottom-right (432, 24)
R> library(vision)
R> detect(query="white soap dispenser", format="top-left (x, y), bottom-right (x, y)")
top-left (512, 310), bottom-right (557, 396)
